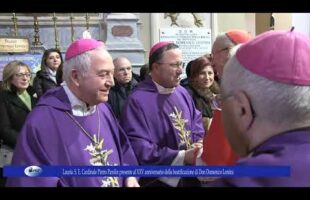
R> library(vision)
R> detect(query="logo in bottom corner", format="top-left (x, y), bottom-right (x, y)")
top-left (24, 166), bottom-right (42, 177)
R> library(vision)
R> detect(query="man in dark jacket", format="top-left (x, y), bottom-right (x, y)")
top-left (108, 57), bottom-right (139, 119)
top-left (180, 60), bottom-right (193, 87)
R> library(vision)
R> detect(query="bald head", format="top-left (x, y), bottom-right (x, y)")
top-left (113, 57), bottom-right (133, 85)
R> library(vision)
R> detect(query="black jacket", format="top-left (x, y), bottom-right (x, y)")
top-left (108, 78), bottom-right (138, 119)
top-left (0, 87), bottom-right (37, 148)
top-left (33, 70), bottom-right (58, 99)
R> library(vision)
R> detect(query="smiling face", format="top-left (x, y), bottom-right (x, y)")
top-left (76, 49), bottom-right (115, 105)
top-left (152, 48), bottom-right (183, 88)
top-left (11, 66), bottom-right (31, 92)
top-left (194, 65), bottom-right (215, 89)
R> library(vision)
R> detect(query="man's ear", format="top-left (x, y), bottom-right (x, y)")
top-left (154, 62), bottom-right (162, 71)
top-left (71, 69), bottom-right (80, 87)
top-left (233, 91), bottom-right (255, 131)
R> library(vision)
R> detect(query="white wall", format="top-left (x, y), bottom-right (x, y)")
top-left (292, 13), bottom-right (310, 36)
top-left (216, 13), bottom-right (255, 36)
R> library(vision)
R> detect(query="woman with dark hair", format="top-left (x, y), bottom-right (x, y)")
top-left (33, 48), bottom-right (63, 98)
top-left (0, 61), bottom-right (37, 186)
top-left (185, 56), bottom-right (220, 131)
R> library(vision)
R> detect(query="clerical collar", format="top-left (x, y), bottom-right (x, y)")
top-left (152, 80), bottom-right (175, 94)
top-left (62, 81), bottom-right (96, 116)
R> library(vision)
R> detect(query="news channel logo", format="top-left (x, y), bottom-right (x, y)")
top-left (24, 166), bottom-right (43, 177)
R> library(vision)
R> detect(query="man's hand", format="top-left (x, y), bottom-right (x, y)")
top-left (125, 177), bottom-right (140, 187)
top-left (184, 146), bottom-right (202, 165)
top-left (192, 141), bottom-right (203, 148)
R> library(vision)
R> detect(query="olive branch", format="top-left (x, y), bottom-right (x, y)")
top-left (169, 106), bottom-right (192, 150)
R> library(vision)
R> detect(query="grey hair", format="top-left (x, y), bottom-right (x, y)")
top-left (214, 33), bottom-right (236, 49)
top-left (214, 33), bottom-right (238, 59)
top-left (222, 53), bottom-right (310, 125)
top-left (227, 43), bottom-right (240, 59)
top-left (63, 45), bottom-right (106, 83)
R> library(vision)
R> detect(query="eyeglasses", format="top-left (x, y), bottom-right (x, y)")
top-left (210, 47), bottom-right (232, 61)
top-left (157, 61), bottom-right (185, 69)
top-left (15, 73), bottom-right (31, 78)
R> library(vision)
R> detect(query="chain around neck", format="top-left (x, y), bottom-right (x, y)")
top-left (65, 108), bottom-right (101, 145)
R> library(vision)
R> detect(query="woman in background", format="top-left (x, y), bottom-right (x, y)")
top-left (33, 48), bottom-right (63, 98)
top-left (185, 56), bottom-right (220, 131)
top-left (0, 61), bottom-right (37, 186)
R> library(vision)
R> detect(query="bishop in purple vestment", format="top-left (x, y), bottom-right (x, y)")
top-left (206, 29), bottom-right (310, 187)
top-left (120, 42), bottom-right (204, 187)
top-left (6, 39), bottom-right (139, 187)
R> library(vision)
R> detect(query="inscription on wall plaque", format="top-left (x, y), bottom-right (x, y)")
top-left (0, 37), bottom-right (30, 53)
top-left (112, 26), bottom-right (133, 37)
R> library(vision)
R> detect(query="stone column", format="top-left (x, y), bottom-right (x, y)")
top-left (211, 13), bottom-right (218, 43)
top-left (150, 13), bottom-right (161, 46)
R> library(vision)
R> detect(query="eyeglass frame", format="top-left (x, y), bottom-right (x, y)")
top-left (157, 61), bottom-right (185, 69)
top-left (209, 46), bottom-right (232, 61)
top-left (15, 73), bottom-right (32, 78)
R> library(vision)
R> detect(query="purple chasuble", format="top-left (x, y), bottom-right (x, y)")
top-left (6, 87), bottom-right (138, 187)
top-left (120, 76), bottom-right (204, 165)
top-left (207, 129), bottom-right (310, 187)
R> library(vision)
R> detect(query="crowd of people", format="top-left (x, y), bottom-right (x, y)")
top-left (1, 27), bottom-right (310, 187)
